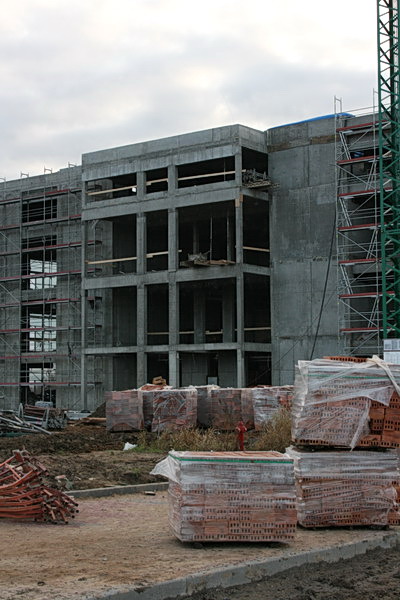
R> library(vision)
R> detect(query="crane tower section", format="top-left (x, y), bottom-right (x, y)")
top-left (378, 0), bottom-right (400, 340)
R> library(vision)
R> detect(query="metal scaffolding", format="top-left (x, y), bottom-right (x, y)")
top-left (336, 105), bottom-right (383, 356)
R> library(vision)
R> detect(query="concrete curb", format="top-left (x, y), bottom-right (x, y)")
top-left (91, 530), bottom-right (400, 600)
top-left (70, 482), bottom-right (168, 498)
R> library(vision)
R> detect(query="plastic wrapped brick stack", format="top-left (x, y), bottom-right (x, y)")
top-left (105, 389), bottom-right (144, 432)
top-left (292, 357), bottom-right (400, 449)
top-left (210, 388), bottom-right (254, 430)
top-left (286, 447), bottom-right (399, 527)
top-left (151, 450), bottom-right (296, 542)
top-left (253, 386), bottom-right (293, 430)
top-left (138, 384), bottom-right (172, 429)
top-left (151, 388), bottom-right (197, 433)
top-left (193, 385), bottom-right (219, 427)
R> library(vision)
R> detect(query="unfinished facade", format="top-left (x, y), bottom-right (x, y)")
top-left (2, 113), bottom-right (378, 410)
top-left (80, 125), bottom-right (272, 399)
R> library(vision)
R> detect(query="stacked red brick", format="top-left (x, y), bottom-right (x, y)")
top-left (252, 386), bottom-right (294, 430)
top-left (105, 389), bottom-right (144, 432)
top-left (209, 388), bottom-right (254, 430)
top-left (151, 389), bottom-right (197, 433)
top-left (151, 450), bottom-right (296, 542)
top-left (292, 358), bottom-right (400, 448)
top-left (286, 447), bottom-right (399, 527)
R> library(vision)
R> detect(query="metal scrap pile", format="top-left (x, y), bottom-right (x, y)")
top-left (0, 410), bottom-right (51, 436)
top-left (0, 450), bottom-right (78, 524)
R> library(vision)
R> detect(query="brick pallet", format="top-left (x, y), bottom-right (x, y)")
top-left (151, 451), bottom-right (296, 542)
top-left (105, 389), bottom-right (144, 432)
top-left (292, 358), bottom-right (400, 449)
top-left (210, 388), bottom-right (254, 430)
top-left (252, 386), bottom-right (293, 430)
top-left (151, 389), bottom-right (197, 433)
top-left (193, 385), bottom-right (219, 427)
top-left (286, 447), bottom-right (399, 528)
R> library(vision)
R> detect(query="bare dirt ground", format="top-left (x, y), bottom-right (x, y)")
top-left (188, 546), bottom-right (400, 600)
top-left (0, 491), bottom-right (398, 600)
top-left (0, 426), bottom-right (163, 489)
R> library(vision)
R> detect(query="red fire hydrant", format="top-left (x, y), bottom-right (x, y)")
top-left (236, 421), bottom-right (247, 451)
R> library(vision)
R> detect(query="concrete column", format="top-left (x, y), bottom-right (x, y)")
top-left (223, 285), bottom-right (235, 342)
top-left (136, 213), bottom-right (146, 274)
top-left (168, 208), bottom-right (178, 271)
top-left (168, 351), bottom-right (179, 387)
top-left (235, 196), bottom-right (245, 377)
top-left (136, 171), bottom-right (146, 199)
top-left (235, 148), bottom-right (243, 186)
top-left (236, 348), bottom-right (245, 388)
top-left (137, 352), bottom-right (147, 387)
top-left (136, 283), bottom-right (147, 385)
top-left (168, 164), bottom-right (177, 193)
top-left (235, 196), bottom-right (244, 264)
top-left (194, 289), bottom-right (206, 344)
top-left (169, 276), bottom-right (179, 387)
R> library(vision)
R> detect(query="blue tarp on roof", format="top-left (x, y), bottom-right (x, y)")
top-left (270, 113), bottom-right (354, 129)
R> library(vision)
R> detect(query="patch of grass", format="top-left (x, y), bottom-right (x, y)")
top-left (129, 428), bottom-right (236, 452)
top-left (251, 408), bottom-right (292, 453)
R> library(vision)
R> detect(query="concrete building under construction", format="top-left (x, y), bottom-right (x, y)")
top-left (0, 110), bottom-right (381, 411)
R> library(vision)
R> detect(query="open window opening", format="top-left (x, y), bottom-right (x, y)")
top-left (20, 362), bottom-right (56, 405)
top-left (245, 352), bottom-right (271, 386)
top-left (21, 304), bottom-right (57, 353)
top-left (87, 174), bottom-right (137, 201)
top-left (147, 284), bottom-right (168, 345)
top-left (244, 274), bottom-right (270, 343)
top-left (179, 279), bottom-right (236, 344)
top-left (147, 353), bottom-right (169, 384)
top-left (113, 354), bottom-right (137, 390)
top-left (112, 287), bottom-right (137, 347)
top-left (179, 201), bottom-right (235, 266)
top-left (242, 147), bottom-right (269, 187)
top-left (147, 210), bottom-right (168, 271)
top-left (146, 167), bottom-right (168, 194)
top-left (22, 196), bottom-right (57, 223)
top-left (177, 157), bottom-right (235, 189)
top-left (22, 240), bottom-right (57, 290)
top-left (243, 197), bottom-right (269, 266)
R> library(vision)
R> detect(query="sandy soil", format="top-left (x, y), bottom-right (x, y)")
top-left (0, 492), bottom-right (397, 600)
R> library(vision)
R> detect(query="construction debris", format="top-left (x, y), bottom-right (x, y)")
top-left (0, 450), bottom-right (78, 523)
top-left (180, 252), bottom-right (235, 268)
top-left (287, 447), bottom-right (399, 528)
top-left (152, 450), bottom-right (296, 542)
top-left (0, 410), bottom-right (52, 436)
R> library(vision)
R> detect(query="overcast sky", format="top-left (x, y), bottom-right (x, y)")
top-left (1, 0), bottom-right (377, 181)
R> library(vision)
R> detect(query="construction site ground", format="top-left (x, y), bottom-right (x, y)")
top-left (1, 427), bottom-right (399, 600)
top-left (1, 490), bottom-right (399, 600)
top-left (0, 426), bottom-right (163, 490)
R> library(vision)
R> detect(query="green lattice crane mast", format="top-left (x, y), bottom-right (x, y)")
top-left (378, 0), bottom-right (400, 340)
